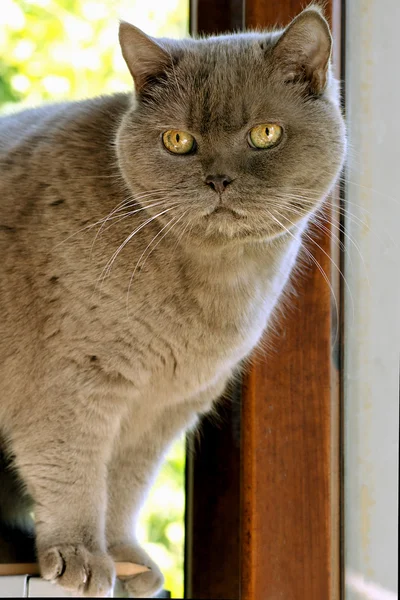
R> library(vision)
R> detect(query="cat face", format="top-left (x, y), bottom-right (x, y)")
top-left (116, 8), bottom-right (346, 245)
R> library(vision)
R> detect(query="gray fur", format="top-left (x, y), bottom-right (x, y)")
top-left (0, 7), bottom-right (345, 597)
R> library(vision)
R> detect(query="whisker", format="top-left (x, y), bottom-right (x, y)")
top-left (97, 204), bottom-right (179, 289)
top-left (279, 187), bottom-right (397, 246)
top-left (126, 210), bottom-right (188, 312)
top-left (139, 212), bottom-right (188, 275)
top-left (340, 177), bottom-right (400, 207)
top-left (270, 191), bottom-right (393, 248)
top-left (90, 198), bottom-right (178, 255)
top-left (305, 195), bottom-right (395, 249)
top-left (296, 213), bottom-right (353, 302)
top-left (266, 195), bottom-right (371, 289)
top-left (312, 209), bottom-right (371, 286)
top-left (285, 212), bottom-right (355, 332)
top-left (267, 212), bottom-right (341, 347)
top-left (278, 203), bottom-right (348, 256)
top-left (165, 214), bottom-right (196, 272)
top-left (266, 200), bottom-right (354, 261)
top-left (111, 188), bottom-right (174, 215)
top-left (65, 172), bottom-right (122, 181)
top-left (55, 191), bottom-right (175, 249)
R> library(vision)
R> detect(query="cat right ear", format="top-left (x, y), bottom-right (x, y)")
top-left (271, 7), bottom-right (332, 95)
top-left (119, 21), bottom-right (172, 92)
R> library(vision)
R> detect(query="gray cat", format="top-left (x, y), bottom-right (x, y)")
top-left (0, 6), bottom-right (345, 598)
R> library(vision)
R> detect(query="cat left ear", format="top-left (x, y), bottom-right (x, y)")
top-left (119, 21), bottom-right (171, 92)
top-left (272, 7), bottom-right (332, 95)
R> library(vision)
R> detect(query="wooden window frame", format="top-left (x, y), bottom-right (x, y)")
top-left (185, 1), bottom-right (343, 599)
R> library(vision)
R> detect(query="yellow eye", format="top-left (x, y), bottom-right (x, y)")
top-left (162, 130), bottom-right (195, 154)
top-left (249, 123), bottom-right (283, 149)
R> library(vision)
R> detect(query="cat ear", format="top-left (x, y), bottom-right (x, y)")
top-left (119, 21), bottom-right (172, 92)
top-left (272, 7), bottom-right (332, 95)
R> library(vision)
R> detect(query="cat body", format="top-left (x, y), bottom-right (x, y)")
top-left (0, 7), bottom-right (345, 597)
top-left (0, 94), bottom-right (298, 420)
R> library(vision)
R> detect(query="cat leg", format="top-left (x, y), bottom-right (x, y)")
top-left (106, 404), bottom-right (197, 598)
top-left (10, 393), bottom-right (121, 598)
top-left (106, 381), bottom-right (227, 598)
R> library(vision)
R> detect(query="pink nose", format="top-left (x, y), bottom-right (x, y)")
top-left (205, 175), bottom-right (233, 194)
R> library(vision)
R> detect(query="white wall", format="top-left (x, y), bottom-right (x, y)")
top-left (344, 1), bottom-right (399, 599)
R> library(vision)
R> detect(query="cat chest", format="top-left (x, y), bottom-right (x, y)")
top-left (123, 300), bottom-right (270, 401)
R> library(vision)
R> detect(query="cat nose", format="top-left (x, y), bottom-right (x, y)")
top-left (205, 174), bottom-right (233, 194)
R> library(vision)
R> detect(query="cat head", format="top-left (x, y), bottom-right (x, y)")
top-left (116, 7), bottom-right (346, 246)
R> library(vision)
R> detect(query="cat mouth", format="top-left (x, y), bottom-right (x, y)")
top-left (207, 206), bottom-right (243, 219)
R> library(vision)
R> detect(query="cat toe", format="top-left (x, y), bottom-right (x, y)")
top-left (122, 568), bottom-right (164, 598)
top-left (39, 544), bottom-right (115, 597)
top-left (108, 542), bottom-right (164, 598)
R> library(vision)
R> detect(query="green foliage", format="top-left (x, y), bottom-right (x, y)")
top-left (0, 1), bottom-right (188, 597)
top-left (0, 0), bottom-right (188, 112)
top-left (137, 438), bottom-right (186, 598)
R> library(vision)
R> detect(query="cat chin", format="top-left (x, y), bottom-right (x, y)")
top-left (185, 216), bottom-right (303, 247)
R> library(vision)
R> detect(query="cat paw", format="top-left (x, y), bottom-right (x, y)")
top-left (108, 543), bottom-right (164, 598)
top-left (122, 568), bottom-right (164, 599)
top-left (39, 544), bottom-right (115, 597)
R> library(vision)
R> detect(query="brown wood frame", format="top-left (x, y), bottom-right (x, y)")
top-left (186, 1), bottom-right (343, 599)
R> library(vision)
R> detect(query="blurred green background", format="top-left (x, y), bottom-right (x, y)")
top-left (0, 1), bottom-right (188, 597)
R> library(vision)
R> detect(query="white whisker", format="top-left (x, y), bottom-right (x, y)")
top-left (97, 204), bottom-right (179, 290)
top-left (267, 211), bottom-right (341, 347)
top-left (126, 210), bottom-right (188, 313)
top-left (90, 198), bottom-right (178, 256)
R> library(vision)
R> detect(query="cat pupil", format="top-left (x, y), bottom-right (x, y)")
top-left (265, 127), bottom-right (270, 136)
top-left (176, 133), bottom-right (180, 143)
